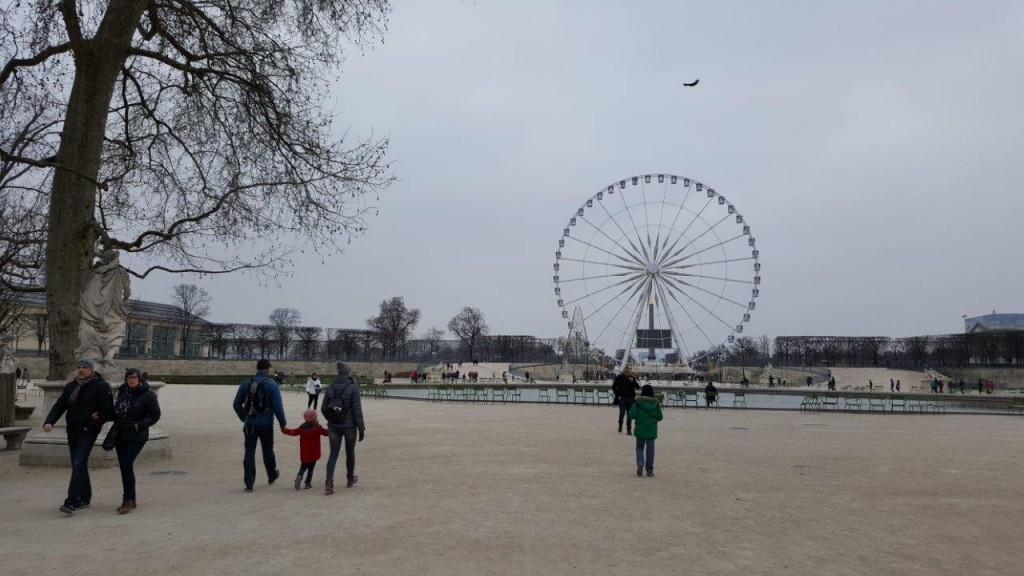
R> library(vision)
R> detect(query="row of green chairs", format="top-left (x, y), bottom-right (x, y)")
top-left (426, 386), bottom-right (522, 403)
top-left (801, 394), bottom-right (948, 414)
top-left (362, 384), bottom-right (389, 399)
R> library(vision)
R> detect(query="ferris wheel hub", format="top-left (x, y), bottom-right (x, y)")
top-left (645, 263), bottom-right (660, 274)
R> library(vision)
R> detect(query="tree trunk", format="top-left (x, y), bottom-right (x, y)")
top-left (45, 2), bottom-right (149, 379)
top-left (0, 373), bottom-right (14, 427)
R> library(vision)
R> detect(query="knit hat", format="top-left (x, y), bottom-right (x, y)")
top-left (336, 362), bottom-right (352, 378)
top-left (641, 384), bottom-right (655, 397)
top-left (77, 358), bottom-right (96, 370)
top-left (303, 410), bottom-right (318, 423)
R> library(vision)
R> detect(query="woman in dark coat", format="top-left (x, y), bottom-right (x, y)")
top-left (113, 368), bottom-right (161, 514)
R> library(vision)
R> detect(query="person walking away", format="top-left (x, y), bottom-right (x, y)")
top-left (704, 380), bottom-right (718, 408)
top-left (281, 410), bottom-right (329, 490)
top-left (612, 366), bottom-right (640, 434)
top-left (42, 358), bottom-right (114, 514)
top-left (112, 368), bottom-right (161, 514)
top-left (896, 379), bottom-right (901, 392)
top-left (321, 362), bottom-right (365, 494)
top-left (305, 373), bottom-right (323, 410)
top-left (629, 385), bottom-right (663, 477)
top-left (890, 379), bottom-right (894, 392)
top-left (232, 359), bottom-right (287, 493)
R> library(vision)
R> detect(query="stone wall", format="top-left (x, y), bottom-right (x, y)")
top-left (933, 366), bottom-right (1024, 389)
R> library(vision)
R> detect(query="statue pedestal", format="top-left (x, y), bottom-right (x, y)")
top-left (19, 380), bottom-right (171, 468)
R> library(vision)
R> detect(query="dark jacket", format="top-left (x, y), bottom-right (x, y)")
top-left (612, 373), bottom-right (640, 399)
top-left (113, 381), bottom-right (161, 444)
top-left (232, 372), bottom-right (287, 428)
top-left (322, 376), bottom-right (365, 431)
top-left (45, 373), bottom-right (114, 435)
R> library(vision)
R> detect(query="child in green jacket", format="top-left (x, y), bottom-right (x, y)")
top-left (628, 384), bottom-right (664, 477)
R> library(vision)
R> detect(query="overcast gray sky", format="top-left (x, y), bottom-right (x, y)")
top-left (136, 0), bottom-right (1024, 343)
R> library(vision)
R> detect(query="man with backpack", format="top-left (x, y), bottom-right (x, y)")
top-left (321, 362), bottom-right (365, 495)
top-left (232, 358), bottom-right (287, 493)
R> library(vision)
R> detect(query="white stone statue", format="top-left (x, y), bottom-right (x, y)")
top-left (0, 334), bottom-right (15, 374)
top-left (74, 248), bottom-right (131, 370)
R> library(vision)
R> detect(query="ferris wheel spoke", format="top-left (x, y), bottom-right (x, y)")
top-left (654, 276), bottom-right (719, 350)
top-left (673, 255), bottom-right (754, 270)
top-left (592, 200), bottom-right (647, 264)
top-left (567, 272), bottom-right (646, 309)
top-left (612, 279), bottom-right (652, 368)
top-left (655, 196), bottom-right (714, 268)
top-left (660, 273), bottom-right (749, 310)
top-left (558, 270), bottom-right (643, 284)
top-left (669, 233), bottom-right (748, 267)
top-left (584, 276), bottom-right (650, 345)
top-left (661, 270), bottom-right (755, 285)
top-left (656, 213), bottom-right (731, 269)
top-left (663, 182), bottom-right (695, 247)
top-left (586, 280), bottom-right (647, 345)
top-left (559, 256), bottom-right (644, 272)
top-left (616, 188), bottom-right (649, 253)
top-left (653, 277), bottom-right (698, 361)
top-left (640, 181), bottom-right (652, 235)
top-left (658, 279), bottom-right (735, 336)
top-left (565, 234), bottom-right (645, 267)
top-left (577, 215), bottom-right (646, 265)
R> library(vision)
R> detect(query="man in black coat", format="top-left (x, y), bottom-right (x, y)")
top-left (43, 358), bottom-right (115, 515)
top-left (612, 366), bottom-right (640, 435)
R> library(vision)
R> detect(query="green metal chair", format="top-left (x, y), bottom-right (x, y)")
top-left (555, 387), bottom-right (570, 403)
top-left (732, 391), bottom-right (747, 409)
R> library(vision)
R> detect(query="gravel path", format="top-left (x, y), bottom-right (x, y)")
top-left (1, 384), bottom-right (1021, 576)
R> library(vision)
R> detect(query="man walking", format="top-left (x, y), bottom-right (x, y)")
top-left (612, 366), bottom-right (640, 435)
top-left (42, 358), bottom-right (114, 514)
top-left (233, 359), bottom-right (287, 493)
top-left (322, 362), bottom-right (365, 494)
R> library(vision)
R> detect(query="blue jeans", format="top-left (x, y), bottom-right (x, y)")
top-left (298, 461), bottom-right (317, 484)
top-left (635, 437), bottom-right (655, 472)
top-left (65, 430), bottom-right (99, 506)
top-left (618, 397), bottom-right (636, 430)
top-left (243, 425), bottom-right (277, 488)
top-left (116, 441), bottom-right (146, 500)
top-left (326, 428), bottom-right (357, 479)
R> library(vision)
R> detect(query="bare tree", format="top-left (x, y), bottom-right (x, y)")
top-left (205, 323), bottom-right (233, 359)
top-left (366, 296), bottom-right (420, 360)
top-left (448, 307), bottom-right (488, 361)
top-left (268, 308), bottom-right (301, 358)
top-left (27, 313), bottom-right (48, 352)
top-left (295, 326), bottom-right (323, 360)
top-left (1, 1), bottom-right (393, 378)
top-left (252, 324), bottom-right (275, 360)
top-left (231, 324), bottom-right (255, 360)
top-left (422, 327), bottom-right (446, 358)
top-left (170, 284), bottom-right (212, 357)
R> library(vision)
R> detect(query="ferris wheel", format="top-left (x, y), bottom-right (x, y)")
top-left (553, 174), bottom-right (761, 372)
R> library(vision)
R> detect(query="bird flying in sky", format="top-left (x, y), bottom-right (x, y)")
top-left (683, 79), bottom-right (699, 87)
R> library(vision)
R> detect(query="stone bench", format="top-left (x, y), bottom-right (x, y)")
top-left (1, 426), bottom-right (33, 450)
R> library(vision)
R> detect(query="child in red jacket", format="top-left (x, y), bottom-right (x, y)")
top-left (281, 410), bottom-right (329, 490)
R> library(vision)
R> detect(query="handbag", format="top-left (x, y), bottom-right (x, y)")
top-left (101, 421), bottom-right (120, 451)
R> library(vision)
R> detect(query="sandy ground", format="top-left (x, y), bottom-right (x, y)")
top-left (2, 384), bottom-right (1022, 576)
